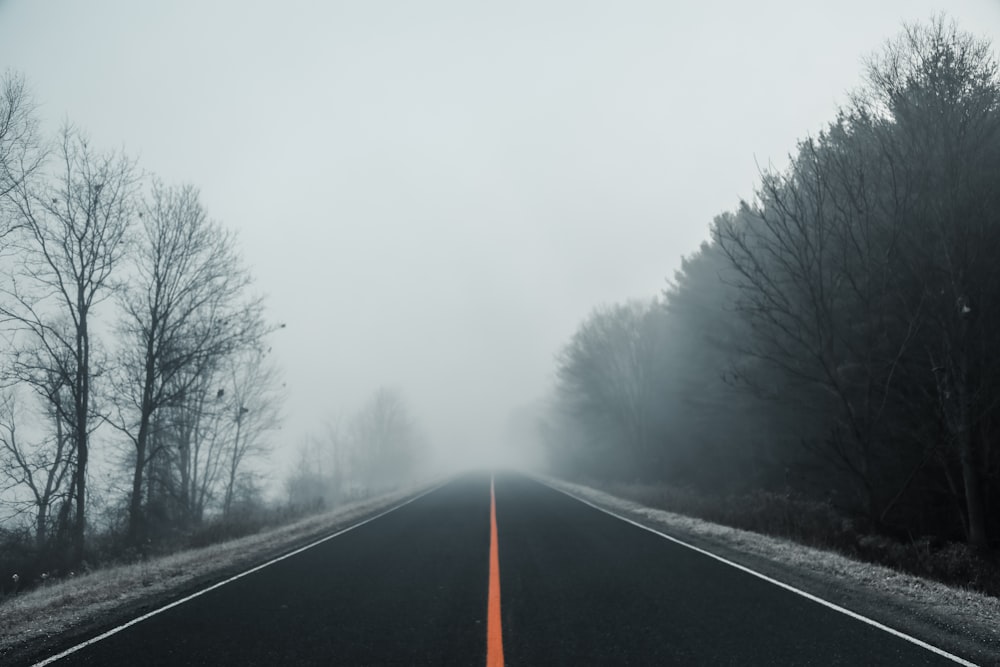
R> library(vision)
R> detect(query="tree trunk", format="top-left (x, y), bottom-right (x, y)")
top-left (956, 344), bottom-right (989, 551)
top-left (128, 419), bottom-right (148, 543)
top-left (179, 422), bottom-right (191, 526)
top-left (72, 291), bottom-right (90, 566)
top-left (72, 435), bottom-right (87, 564)
top-left (35, 503), bottom-right (48, 548)
top-left (223, 412), bottom-right (243, 517)
top-left (128, 364), bottom-right (156, 542)
top-left (959, 431), bottom-right (989, 550)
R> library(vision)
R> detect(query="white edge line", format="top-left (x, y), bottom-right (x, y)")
top-left (539, 479), bottom-right (979, 667)
top-left (32, 482), bottom-right (448, 667)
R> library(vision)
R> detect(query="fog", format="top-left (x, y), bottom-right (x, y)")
top-left (1, 0), bottom-right (997, 480)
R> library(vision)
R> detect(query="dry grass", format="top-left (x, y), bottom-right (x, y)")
top-left (0, 483), bottom-right (435, 660)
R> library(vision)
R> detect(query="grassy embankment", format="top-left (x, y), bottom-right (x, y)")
top-left (0, 483), bottom-right (432, 661)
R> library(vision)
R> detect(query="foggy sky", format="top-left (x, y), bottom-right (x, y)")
top-left (1, 0), bottom-right (998, 471)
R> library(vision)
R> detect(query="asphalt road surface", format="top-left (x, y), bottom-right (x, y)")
top-left (33, 473), bottom-right (969, 666)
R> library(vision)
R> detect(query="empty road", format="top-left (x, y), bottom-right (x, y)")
top-left (30, 474), bottom-right (971, 665)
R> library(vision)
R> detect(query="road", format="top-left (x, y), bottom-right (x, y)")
top-left (32, 473), bottom-right (970, 666)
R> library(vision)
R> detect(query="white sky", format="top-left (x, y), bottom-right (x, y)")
top-left (1, 1), bottom-right (999, 471)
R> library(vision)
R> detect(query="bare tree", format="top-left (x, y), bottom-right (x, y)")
top-left (166, 367), bottom-right (228, 524)
top-left (348, 387), bottom-right (423, 492)
top-left (284, 417), bottom-right (351, 507)
top-left (554, 301), bottom-right (661, 478)
top-left (217, 349), bottom-right (283, 516)
top-left (112, 180), bottom-right (267, 542)
top-left (860, 18), bottom-right (1000, 549)
top-left (285, 435), bottom-right (335, 510)
top-left (713, 127), bottom-right (918, 520)
top-left (0, 391), bottom-right (74, 547)
top-left (715, 19), bottom-right (1000, 548)
top-left (1, 125), bottom-right (138, 564)
top-left (0, 71), bottom-right (43, 203)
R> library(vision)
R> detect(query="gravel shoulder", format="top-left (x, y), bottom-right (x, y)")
top-left (541, 475), bottom-right (1000, 666)
top-left (0, 481), bottom-right (442, 666)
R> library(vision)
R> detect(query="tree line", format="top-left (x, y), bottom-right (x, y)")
top-left (545, 19), bottom-right (1000, 559)
top-left (0, 72), bottom-right (282, 580)
top-left (286, 386), bottom-right (428, 511)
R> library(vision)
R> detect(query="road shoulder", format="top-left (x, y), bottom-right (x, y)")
top-left (542, 476), bottom-right (1000, 666)
top-left (0, 481), bottom-right (443, 666)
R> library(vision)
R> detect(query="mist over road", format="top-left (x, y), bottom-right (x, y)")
top-left (33, 475), bottom-right (967, 666)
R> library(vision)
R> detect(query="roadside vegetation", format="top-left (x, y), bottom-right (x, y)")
top-left (0, 484), bottom-right (429, 663)
top-left (0, 74), bottom-right (428, 605)
top-left (284, 387), bottom-right (430, 512)
top-left (542, 17), bottom-right (1000, 596)
top-left (0, 70), bottom-right (288, 598)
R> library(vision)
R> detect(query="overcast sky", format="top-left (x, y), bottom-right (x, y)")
top-left (1, 1), bottom-right (999, 471)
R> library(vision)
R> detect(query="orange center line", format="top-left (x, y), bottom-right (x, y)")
top-left (487, 475), bottom-right (504, 667)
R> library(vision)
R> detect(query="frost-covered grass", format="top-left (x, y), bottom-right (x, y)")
top-left (0, 483), bottom-right (434, 659)
top-left (544, 477), bottom-right (1000, 654)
